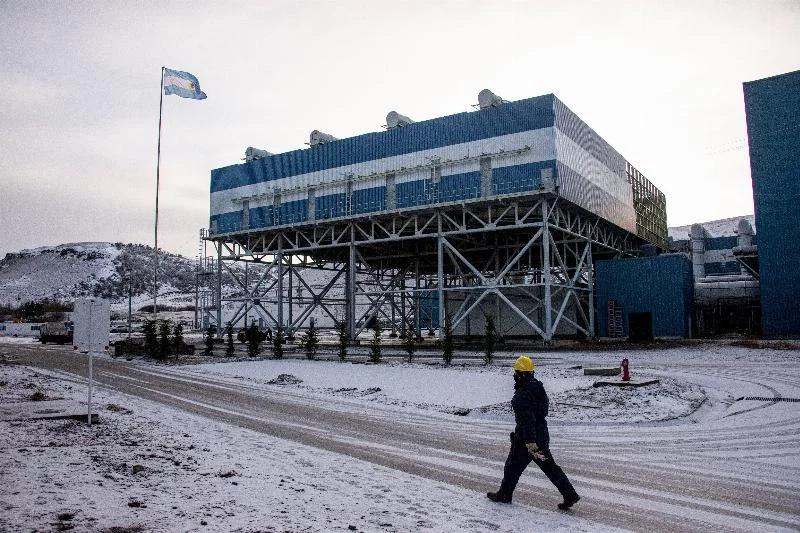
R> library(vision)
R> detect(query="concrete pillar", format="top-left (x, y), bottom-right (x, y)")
top-left (690, 224), bottom-right (707, 280)
top-left (480, 157), bottom-right (492, 197)
top-left (307, 187), bottom-right (316, 223)
top-left (736, 218), bottom-right (755, 248)
top-left (386, 173), bottom-right (396, 210)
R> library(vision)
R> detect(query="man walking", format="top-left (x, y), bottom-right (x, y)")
top-left (487, 356), bottom-right (580, 510)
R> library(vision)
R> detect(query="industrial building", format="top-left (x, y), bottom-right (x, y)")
top-left (198, 71), bottom-right (800, 342)
top-left (743, 69), bottom-right (800, 338)
top-left (203, 90), bottom-right (668, 342)
top-left (599, 68), bottom-right (800, 340)
top-left (668, 215), bottom-right (759, 337)
top-left (595, 253), bottom-right (694, 340)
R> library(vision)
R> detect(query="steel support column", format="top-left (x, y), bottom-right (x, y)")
top-left (542, 197), bottom-right (553, 342)
top-left (437, 212), bottom-right (445, 340)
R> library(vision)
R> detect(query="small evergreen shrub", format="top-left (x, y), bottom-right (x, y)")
top-left (369, 318), bottom-right (382, 363)
top-left (337, 320), bottom-right (348, 361)
top-left (302, 321), bottom-right (319, 360)
top-left (442, 313), bottom-right (454, 366)
top-left (272, 326), bottom-right (284, 359)
top-left (225, 322), bottom-right (235, 356)
top-left (143, 319), bottom-right (158, 358)
top-left (172, 322), bottom-right (184, 359)
top-left (204, 325), bottom-right (216, 356)
top-left (247, 322), bottom-right (262, 357)
top-left (402, 321), bottom-right (416, 363)
top-left (483, 315), bottom-right (497, 365)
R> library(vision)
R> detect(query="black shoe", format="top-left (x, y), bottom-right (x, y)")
top-left (557, 493), bottom-right (580, 510)
top-left (486, 491), bottom-right (512, 503)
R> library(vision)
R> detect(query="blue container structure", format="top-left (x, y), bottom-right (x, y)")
top-left (744, 70), bottom-right (800, 338)
top-left (205, 91), bottom-right (668, 341)
top-left (595, 255), bottom-right (694, 339)
top-left (210, 93), bottom-right (644, 241)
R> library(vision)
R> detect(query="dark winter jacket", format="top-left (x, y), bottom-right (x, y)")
top-left (512, 373), bottom-right (550, 449)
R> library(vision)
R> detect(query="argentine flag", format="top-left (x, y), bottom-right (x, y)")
top-left (163, 68), bottom-right (207, 100)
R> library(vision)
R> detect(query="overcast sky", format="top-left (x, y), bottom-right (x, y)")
top-left (1, 0), bottom-right (798, 260)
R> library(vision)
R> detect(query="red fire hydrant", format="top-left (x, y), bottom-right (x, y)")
top-left (621, 358), bottom-right (630, 381)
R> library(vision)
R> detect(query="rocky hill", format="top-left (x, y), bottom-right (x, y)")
top-left (0, 242), bottom-right (204, 311)
top-left (0, 242), bottom-right (341, 329)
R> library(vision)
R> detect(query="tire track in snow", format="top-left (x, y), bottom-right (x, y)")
top-left (9, 345), bottom-right (800, 533)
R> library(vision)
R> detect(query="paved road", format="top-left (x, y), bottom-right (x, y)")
top-left (8, 344), bottom-right (800, 533)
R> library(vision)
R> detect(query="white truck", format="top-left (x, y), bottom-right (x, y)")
top-left (39, 321), bottom-right (74, 345)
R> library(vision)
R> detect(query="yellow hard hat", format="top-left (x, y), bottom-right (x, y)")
top-left (513, 356), bottom-right (535, 372)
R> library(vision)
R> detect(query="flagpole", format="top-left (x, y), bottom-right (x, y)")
top-left (154, 66), bottom-right (165, 319)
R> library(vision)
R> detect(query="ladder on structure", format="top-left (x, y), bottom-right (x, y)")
top-left (607, 299), bottom-right (624, 338)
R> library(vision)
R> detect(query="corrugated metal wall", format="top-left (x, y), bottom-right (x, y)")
top-left (553, 97), bottom-right (637, 234)
top-left (744, 70), bottom-right (800, 337)
top-left (595, 254), bottom-right (694, 338)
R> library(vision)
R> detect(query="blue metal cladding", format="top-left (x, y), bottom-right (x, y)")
top-left (704, 236), bottom-right (738, 251)
top-left (744, 70), bottom-right (800, 337)
top-left (553, 97), bottom-right (627, 178)
top-left (249, 205), bottom-right (275, 229)
top-left (552, 96), bottom-right (636, 233)
top-left (352, 187), bottom-right (386, 215)
top-left (418, 290), bottom-right (440, 330)
top-left (210, 211), bottom-right (243, 234)
top-left (440, 172), bottom-right (481, 202)
top-left (278, 199), bottom-right (308, 225)
top-left (316, 193), bottom-right (347, 220)
top-left (396, 180), bottom-right (433, 209)
top-left (595, 254), bottom-right (694, 338)
top-left (492, 161), bottom-right (551, 195)
top-left (210, 95), bottom-right (557, 193)
top-left (703, 262), bottom-right (742, 276)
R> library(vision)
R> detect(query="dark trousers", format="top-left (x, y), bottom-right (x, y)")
top-left (498, 433), bottom-right (577, 500)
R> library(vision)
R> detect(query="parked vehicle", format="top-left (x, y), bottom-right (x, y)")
top-left (39, 321), bottom-right (74, 345)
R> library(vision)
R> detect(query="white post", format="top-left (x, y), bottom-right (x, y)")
top-left (74, 298), bottom-right (109, 426)
top-left (88, 351), bottom-right (93, 425)
top-left (87, 303), bottom-right (93, 425)
top-left (154, 67), bottom-right (166, 318)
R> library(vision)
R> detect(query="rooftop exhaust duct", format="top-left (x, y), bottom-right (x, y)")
top-left (244, 147), bottom-right (272, 162)
top-left (309, 130), bottom-right (338, 147)
top-left (478, 88), bottom-right (507, 109)
top-left (735, 218), bottom-right (755, 247)
top-left (386, 111), bottom-right (415, 129)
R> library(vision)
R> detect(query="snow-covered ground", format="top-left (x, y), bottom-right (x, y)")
top-left (2, 338), bottom-right (799, 532)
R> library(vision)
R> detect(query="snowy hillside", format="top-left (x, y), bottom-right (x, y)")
top-left (0, 242), bottom-right (384, 329)
top-left (0, 242), bottom-right (198, 309)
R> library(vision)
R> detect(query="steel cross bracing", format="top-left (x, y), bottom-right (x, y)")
top-left (207, 238), bottom-right (414, 339)
top-left (207, 194), bottom-right (640, 341)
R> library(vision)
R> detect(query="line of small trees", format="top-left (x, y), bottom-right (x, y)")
top-left (194, 312), bottom-right (500, 366)
top-left (0, 299), bottom-right (73, 322)
top-left (142, 319), bottom-right (187, 360)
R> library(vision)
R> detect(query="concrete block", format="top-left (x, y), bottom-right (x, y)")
top-left (583, 367), bottom-right (620, 376)
top-left (0, 400), bottom-right (98, 423)
top-left (592, 379), bottom-right (660, 388)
